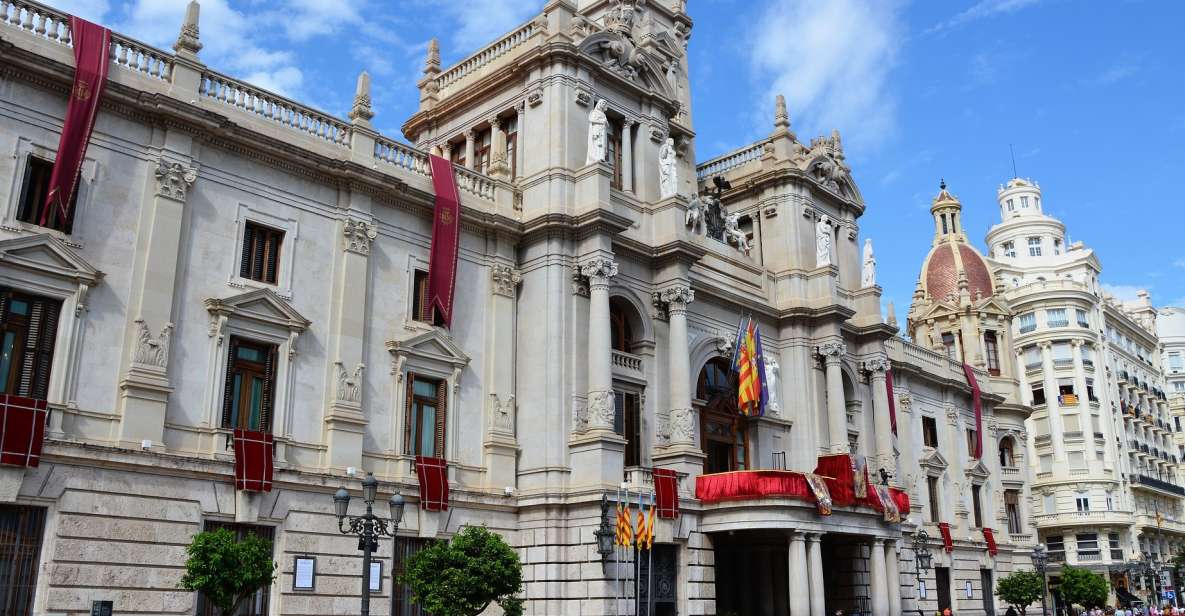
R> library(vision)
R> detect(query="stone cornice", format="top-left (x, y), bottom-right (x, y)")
top-left (712, 164), bottom-right (865, 217)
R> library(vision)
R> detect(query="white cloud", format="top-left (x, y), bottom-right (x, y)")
top-left (1101, 283), bottom-right (1149, 302)
top-left (1093, 56), bottom-right (1141, 85)
top-left (1173, 259), bottom-right (1185, 269)
top-left (749, 0), bottom-right (905, 151)
top-left (424, 0), bottom-right (537, 55)
top-left (927, 0), bottom-right (1043, 34)
top-left (243, 67), bottom-right (304, 99)
top-left (50, 0), bottom-right (111, 23)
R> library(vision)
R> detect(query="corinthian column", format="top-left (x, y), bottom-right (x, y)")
top-left (885, 539), bottom-right (902, 616)
top-left (788, 532), bottom-right (810, 616)
top-left (807, 534), bottom-right (825, 616)
top-left (867, 356), bottom-right (895, 473)
top-left (662, 285), bottom-right (695, 445)
top-left (819, 341), bottom-right (848, 453)
top-left (582, 257), bottom-right (618, 431)
top-left (870, 537), bottom-right (889, 616)
top-left (463, 129), bottom-right (476, 170)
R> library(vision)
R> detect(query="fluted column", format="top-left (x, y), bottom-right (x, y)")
top-left (463, 129), bottom-right (476, 170)
top-left (1039, 341), bottom-right (1066, 458)
top-left (868, 356), bottom-right (895, 473)
top-left (583, 257), bottom-right (618, 431)
top-left (807, 533), bottom-right (826, 616)
top-left (820, 341), bottom-right (848, 453)
top-left (885, 539), bottom-right (902, 616)
top-left (789, 532), bottom-right (811, 616)
top-left (488, 115), bottom-right (510, 179)
top-left (514, 102), bottom-right (526, 181)
top-left (621, 119), bottom-right (634, 192)
top-left (870, 538), bottom-right (889, 616)
top-left (663, 285), bottom-right (695, 446)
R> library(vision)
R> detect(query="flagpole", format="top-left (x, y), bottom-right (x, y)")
top-left (634, 486), bottom-right (641, 616)
top-left (647, 491), bottom-right (654, 616)
top-left (615, 484), bottom-right (622, 616)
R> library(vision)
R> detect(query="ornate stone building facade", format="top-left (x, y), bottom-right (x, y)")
top-left (0, 1), bottom-right (1034, 615)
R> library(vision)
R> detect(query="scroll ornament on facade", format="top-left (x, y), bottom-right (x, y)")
top-left (335, 362), bottom-right (365, 404)
top-left (154, 160), bottom-right (197, 201)
top-left (133, 318), bottom-right (173, 368)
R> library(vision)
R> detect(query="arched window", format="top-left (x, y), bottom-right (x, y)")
top-left (697, 357), bottom-right (747, 473)
top-left (999, 436), bottom-right (1015, 468)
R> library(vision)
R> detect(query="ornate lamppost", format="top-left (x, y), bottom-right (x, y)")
top-left (333, 473), bottom-right (406, 616)
top-left (913, 529), bottom-right (933, 606)
top-left (1032, 543), bottom-right (1050, 616)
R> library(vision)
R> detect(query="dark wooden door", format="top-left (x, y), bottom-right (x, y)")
top-left (936, 567), bottom-right (952, 611)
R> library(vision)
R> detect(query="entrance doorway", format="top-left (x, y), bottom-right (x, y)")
top-left (982, 569), bottom-right (996, 616)
top-left (639, 544), bottom-right (678, 616)
top-left (935, 567), bottom-right (952, 612)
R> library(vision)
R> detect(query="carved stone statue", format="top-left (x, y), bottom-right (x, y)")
top-left (685, 193), bottom-right (704, 234)
top-left (816, 215), bottom-right (834, 267)
top-left (658, 137), bottom-right (678, 199)
top-left (861, 238), bottom-right (876, 288)
top-left (586, 99), bottom-right (608, 166)
top-left (764, 357), bottom-right (781, 416)
top-left (133, 318), bottom-right (173, 368)
top-left (336, 362), bottom-right (365, 404)
top-left (703, 193), bottom-right (726, 241)
top-left (723, 213), bottom-right (750, 256)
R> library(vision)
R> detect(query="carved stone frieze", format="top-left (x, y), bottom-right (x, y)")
top-left (342, 218), bottom-right (378, 255)
top-left (669, 407), bottom-right (695, 444)
top-left (154, 160), bottom-right (197, 201)
top-left (133, 318), bottom-right (173, 368)
top-left (587, 389), bottom-right (616, 430)
top-left (335, 362), bottom-right (365, 404)
top-left (489, 393), bottom-right (516, 434)
top-left (571, 271), bottom-right (590, 297)
top-left (490, 264), bottom-right (521, 298)
top-left (575, 89), bottom-right (593, 107)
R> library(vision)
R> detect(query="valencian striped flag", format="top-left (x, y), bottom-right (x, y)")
top-left (731, 317), bottom-right (768, 417)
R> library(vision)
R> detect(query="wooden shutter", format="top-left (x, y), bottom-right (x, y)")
top-left (259, 345), bottom-right (276, 433)
top-left (18, 298), bottom-right (58, 400)
top-left (404, 372), bottom-right (415, 455)
top-left (435, 379), bottom-right (447, 459)
top-left (240, 225), bottom-right (255, 279)
top-left (221, 338), bottom-right (239, 428)
top-left (264, 231), bottom-right (280, 284)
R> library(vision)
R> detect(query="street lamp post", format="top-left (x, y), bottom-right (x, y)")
top-left (333, 473), bottom-right (406, 616)
top-left (1032, 543), bottom-right (1050, 616)
top-left (913, 529), bottom-right (933, 608)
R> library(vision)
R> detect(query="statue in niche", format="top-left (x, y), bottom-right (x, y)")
top-left (703, 193), bottom-right (726, 241)
top-left (723, 213), bottom-right (750, 256)
top-left (765, 357), bottom-right (781, 416)
top-left (862, 238), bottom-right (877, 288)
top-left (685, 193), bottom-right (704, 234)
top-left (658, 138), bottom-right (678, 199)
top-left (816, 215), bottom-right (834, 267)
top-left (586, 99), bottom-right (609, 166)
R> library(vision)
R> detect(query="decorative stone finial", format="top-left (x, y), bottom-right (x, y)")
top-left (349, 71), bottom-right (374, 123)
top-left (424, 38), bottom-right (441, 74)
top-left (174, 0), bottom-right (202, 56)
top-left (886, 301), bottom-right (898, 327)
top-left (774, 94), bottom-right (790, 129)
top-left (940, 178), bottom-right (947, 190)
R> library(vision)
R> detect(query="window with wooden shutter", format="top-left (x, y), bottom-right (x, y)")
top-left (221, 337), bottom-right (277, 433)
top-left (16, 155), bottom-right (75, 234)
top-left (405, 373), bottom-right (446, 458)
top-left (411, 270), bottom-right (443, 326)
top-left (0, 288), bottom-right (61, 400)
top-left (240, 221), bottom-right (283, 285)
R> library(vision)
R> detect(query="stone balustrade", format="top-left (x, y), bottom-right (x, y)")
top-left (611, 349), bottom-right (644, 375)
top-left (200, 72), bottom-right (352, 146)
top-left (452, 163), bottom-right (497, 201)
top-left (434, 18), bottom-right (539, 93)
top-left (695, 141), bottom-right (766, 180)
top-left (374, 136), bottom-right (432, 178)
top-left (111, 33), bottom-right (172, 81)
top-left (0, 0), bottom-right (70, 45)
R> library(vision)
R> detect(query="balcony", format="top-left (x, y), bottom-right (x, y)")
top-left (1020, 324), bottom-right (1037, 334)
top-left (1077, 551), bottom-right (1102, 561)
top-left (1033, 510), bottom-right (1134, 528)
top-left (1048, 320), bottom-right (1070, 328)
top-left (1048, 551), bottom-right (1066, 563)
top-left (1130, 474), bottom-right (1185, 496)
top-left (611, 350), bottom-right (643, 376)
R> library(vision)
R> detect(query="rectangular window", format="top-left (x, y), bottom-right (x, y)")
top-left (16, 155), bottom-right (75, 234)
top-left (1043, 493), bottom-right (1055, 513)
top-left (1006, 199), bottom-right (1015, 212)
top-left (1086, 378), bottom-right (1097, 402)
top-left (1058, 379), bottom-right (1078, 406)
top-left (505, 116), bottom-right (518, 179)
top-left (221, 338), bottom-right (277, 433)
top-left (1020, 196), bottom-right (1029, 208)
top-left (411, 270), bottom-right (444, 326)
top-left (971, 484), bottom-right (983, 528)
top-left (1031, 383), bottom-right (1046, 406)
top-left (966, 429), bottom-right (978, 456)
top-left (0, 289), bottom-right (61, 399)
top-left (1001, 241), bottom-right (1016, 258)
top-left (1076, 493), bottom-right (1090, 512)
top-left (1046, 308), bottom-right (1068, 328)
top-left (1054, 238), bottom-right (1062, 255)
top-left (941, 332), bottom-right (958, 360)
top-left (607, 118), bottom-right (623, 190)
top-left (1018, 313), bottom-right (1037, 333)
top-left (1076, 532), bottom-right (1099, 557)
top-left (197, 522), bottom-right (273, 616)
top-left (614, 390), bottom-right (642, 468)
top-left (1063, 414), bottom-right (1081, 433)
top-left (928, 475), bottom-right (941, 523)
top-left (923, 416), bottom-right (939, 448)
top-left (405, 374), bottom-right (446, 458)
top-left (1024, 345), bottom-right (1041, 369)
top-left (984, 331), bottom-right (1000, 375)
top-left (1169, 353), bottom-right (1183, 372)
top-left (1005, 490), bottom-right (1022, 534)
top-left (0, 505), bottom-right (46, 616)
top-left (1069, 451), bottom-right (1086, 469)
top-left (1027, 236), bottom-right (1043, 257)
top-left (474, 130), bottom-right (492, 174)
top-left (393, 537), bottom-right (433, 616)
top-left (1052, 342), bottom-right (1072, 364)
top-left (1076, 309), bottom-right (1089, 328)
top-left (240, 221), bottom-right (284, 285)
top-left (1039, 455), bottom-right (1051, 474)
top-left (1106, 494), bottom-right (1114, 511)
top-left (449, 140), bottom-right (466, 167)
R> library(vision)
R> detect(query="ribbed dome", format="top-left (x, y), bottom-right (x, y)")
top-left (922, 242), bottom-right (994, 302)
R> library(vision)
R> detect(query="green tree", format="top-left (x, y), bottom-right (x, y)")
top-left (1058, 565), bottom-right (1109, 611)
top-left (401, 525), bottom-right (524, 616)
top-left (178, 528), bottom-right (277, 616)
top-left (996, 569), bottom-right (1046, 615)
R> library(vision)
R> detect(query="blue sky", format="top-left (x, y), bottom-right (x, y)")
top-left (60, 0), bottom-right (1185, 313)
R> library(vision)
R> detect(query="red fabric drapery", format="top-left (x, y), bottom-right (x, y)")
top-left (0, 395), bottom-right (47, 468)
top-left (426, 155), bottom-right (461, 327)
top-left (653, 468), bottom-right (679, 519)
top-left (695, 470), bottom-right (814, 504)
top-left (890, 488), bottom-right (910, 514)
top-left (814, 454), bottom-right (856, 507)
top-left (42, 17), bottom-right (110, 225)
top-left (982, 528), bottom-right (998, 556)
top-left (415, 456), bottom-right (449, 511)
top-left (232, 429), bottom-right (274, 492)
top-left (962, 363), bottom-right (983, 459)
top-left (938, 522), bottom-right (954, 552)
top-left (886, 369), bottom-right (897, 435)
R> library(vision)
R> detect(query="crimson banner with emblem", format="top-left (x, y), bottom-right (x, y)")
top-left (42, 17), bottom-right (110, 225)
top-left (962, 363), bottom-right (983, 458)
top-left (426, 155), bottom-right (461, 327)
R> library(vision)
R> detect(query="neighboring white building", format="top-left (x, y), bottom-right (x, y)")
top-left (0, 1), bottom-right (1035, 616)
top-left (1159, 308), bottom-right (1185, 397)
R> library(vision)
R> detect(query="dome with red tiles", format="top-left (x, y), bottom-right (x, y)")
top-left (919, 182), bottom-right (995, 303)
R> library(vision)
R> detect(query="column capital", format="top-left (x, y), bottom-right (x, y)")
top-left (488, 115), bottom-right (502, 129)
top-left (464, 129), bottom-right (476, 141)
top-left (818, 341), bottom-right (847, 361)
top-left (342, 218), bottom-right (378, 255)
top-left (660, 285), bottom-right (694, 312)
top-left (516, 100), bottom-right (527, 115)
top-left (623, 117), bottom-right (637, 128)
top-left (581, 257), bottom-right (619, 286)
top-left (871, 537), bottom-right (886, 546)
top-left (441, 141), bottom-right (453, 156)
top-left (154, 159), bottom-right (198, 202)
top-left (1038, 341), bottom-right (1053, 350)
top-left (491, 263), bottom-right (521, 297)
top-left (806, 532), bottom-right (824, 543)
top-left (865, 356), bottom-right (891, 375)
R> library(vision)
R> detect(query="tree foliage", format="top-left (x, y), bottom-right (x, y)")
top-left (401, 526), bottom-right (524, 616)
top-left (179, 528), bottom-right (277, 616)
top-left (1058, 565), bottom-right (1109, 610)
top-left (996, 569), bottom-right (1046, 614)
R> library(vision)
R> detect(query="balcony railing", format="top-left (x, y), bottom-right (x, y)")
top-left (1019, 324), bottom-right (1037, 334)
top-left (1078, 551), bottom-right (1102, 561)
top-left (1131, 474), bottom-right (1185, 496)
top-left (611, 350), bottom-right (644, 375)
top-left (1048, 320), bottom-right (1069, 328)
top-left (1048, 551), bottom-right (1066, 563)
top-left (1111, 549), bottom-right (1124, 561)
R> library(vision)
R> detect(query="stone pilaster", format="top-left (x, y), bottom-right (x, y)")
top-left (867, 356), bottom-right (896, 474)
top-left (463, 129), bottom-right (476, 170)
top-left (484, 262), bottom-right (520, 489)
top-left (116, 158), bottom-right (196, 449)
top-left (662, 285), bottom-right (694, 446)
top-left (488, 115), bottom-right (510, 179)
top-left (870, 537), bottom-right (889, 616)
top-left (621, 119), bottom-right (634, 193)
top-left (819, 341), bottom-right (848, 453)
top-left (514, 102), bottom-right (526, 181)
top-left (322, 216), bottom-right (377, 471)
top-left (788, 532), bottom-right (810, 616)
top-left (886, 539), bottom-right (902, 616)
top-left (807, 533), bottom-right (825, 616)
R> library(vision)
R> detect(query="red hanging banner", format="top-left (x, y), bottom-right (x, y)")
top-left (652, 468), bottom-right (680, 519)
top-left (426, 155), bottom-right (461, 327)
top-left (961, 363), bottom-right (983, 458)
top-left (0, 395), bottom-right (48, 468)
top-left (982, 528), bottom-right (998, 556)
top-left (232, 429), bottom-right (274, 492)
top-left (886, 368), bottom-right (897, 435)
top-left (42, 17), bottom-right (111, 225)
top-left (938, 522), bottom-right (954, 552)
top-left (415, 456), bottom-right (449, 511)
